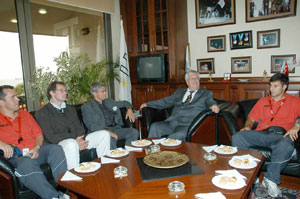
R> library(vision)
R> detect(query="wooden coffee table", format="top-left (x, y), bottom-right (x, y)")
top-left (58, 141), bottom-right (264, 199)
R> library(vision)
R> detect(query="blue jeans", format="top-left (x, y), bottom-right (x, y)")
top-left (232, 130), bottom-right (295, 184)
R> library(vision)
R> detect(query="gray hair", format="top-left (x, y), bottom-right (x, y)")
top-left (90, 82), bottom-right (105, 96)
top-left (184, 70), bottom-right (200, 81)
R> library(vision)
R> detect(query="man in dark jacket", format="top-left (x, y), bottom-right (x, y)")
top-left (82, 82), bottom-right (138, 149)
top-left (36, 81), bottom-right (110, 169)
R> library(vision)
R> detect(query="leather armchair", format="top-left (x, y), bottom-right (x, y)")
top-left (0, 106), bottom-right (134, 199)
top-left (141, 98), bottom-right (232, 144)
top-left (220, 98), bottom-right (300, 177)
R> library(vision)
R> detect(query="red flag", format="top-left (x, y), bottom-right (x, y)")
top-left (281, 61), bottom-right (289, 76)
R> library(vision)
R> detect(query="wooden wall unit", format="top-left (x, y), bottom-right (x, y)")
top-left (200, 77), bottom-right (300, 103)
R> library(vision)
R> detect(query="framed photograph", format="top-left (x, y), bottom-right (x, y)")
top-left (224, 73), bottom-right (231, 81)
top-left (246, 0), bottom-right (297, 22)
top-left (230, 30), bottom-right (252, 50)
top-left (207, 35), bottom-right (226, 52)
top-left (257, 29), bottom-right (280, 49)
top-left (271, 54), bottom-right (296, 73)
top-left (197, 58), bottom-right (215, 74)
top-left (231, 56), bottom-right (252, 74)
top-left (195, 0), bottom-right (236, 28)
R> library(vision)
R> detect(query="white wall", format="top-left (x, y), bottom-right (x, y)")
top-left (187, 0), bottom-right (300, 78)
top-left (111, 0), bottom-right (121, 99)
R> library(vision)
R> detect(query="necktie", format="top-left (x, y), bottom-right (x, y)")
top-left (57, 108), bottom-right (64, 115)
top-left (183, 91), bottom-right (194, 104)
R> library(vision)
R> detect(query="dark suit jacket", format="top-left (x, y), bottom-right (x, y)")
top-left (147, 88), bottom-right (216, 125)
top-left (35, 103), bottom-right (85, 144)
top-left (81, 98), bottom-right (132, 133)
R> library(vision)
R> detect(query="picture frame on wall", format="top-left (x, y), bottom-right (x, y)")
top-left (197, 58), bottom-right (215, 74)
top-left (257, 29), bottom-right (280, 49)
top-left (195, 0), bottom-right (236, 28)
top-left (230, 30), bottom-right (252, 50)
top-left (207, 35), bottom-right (226, 52)
top-left (231, 56), bottom-right (252, 74)
top-left (271, 54), bottom-right (296, 73)
top-left (246, 0), bottom-right (297, 22)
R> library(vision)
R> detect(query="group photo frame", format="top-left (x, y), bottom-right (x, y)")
top-left (195, 0), bottom-right (236, 28)
top-left (230, 30), bottom-right (253, 50)
top-left (197, 58), bottom-right (215, 74)
top-left (246, 0), bottom-right (297, 22)
top-left (207, 35), bottom-right (226, 52)
top-left (257, 29), bottom-right (280, 49)
top-left (271, 54), bottom-right (296, 73)
top-left (231, 56), bottom-right (252, 74)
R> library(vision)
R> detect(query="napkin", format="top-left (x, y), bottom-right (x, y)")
top-left (215, 169), bottom-right (246, 179)
top-left (61, 171), bottom-right (82, 181)
top-left (235, 154), bottom-right (261, 162)
top-left (125, 145), bottom-right (143, 152)
top-left (152, 138), bottom-right (166, 145)
top-left (202, 145), bottom-right (218, 153)
top-left (101, 157), bottom-right (120, 164)
top-left (195, 192), bottom-right (226, 199)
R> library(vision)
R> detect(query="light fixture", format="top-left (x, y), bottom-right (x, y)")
top-left (10, 18), bottom-right (17, 23)
top-left (38, 8), bottom-right (47, 15)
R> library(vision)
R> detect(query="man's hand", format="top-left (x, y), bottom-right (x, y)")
top-left (106, 130), bottom-right (118, 140)
top-left (210, 104), bottom-right (220, 113)
top-left (240, 126), bottom-right (252, 131)
top-left (125, 108), bottom-right (135, 123)
top-left (26, 146), bottom-right (39, 159)
top-left (284, 125), bottom-right (300, 141)
top-left (76, 135), bottom-right (89, 151)
top-left (0, 141), bottom-right (13, 159)
top-left (139, 103), bottom-right (147, 110)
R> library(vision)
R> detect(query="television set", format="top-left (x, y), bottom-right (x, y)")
top-left (136, 54), bottom-right (168, 82)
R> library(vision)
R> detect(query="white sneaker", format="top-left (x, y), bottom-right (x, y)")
top-left (262, 177), bottom-right (282, 197)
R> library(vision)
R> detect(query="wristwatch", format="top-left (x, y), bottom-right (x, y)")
top-left (35, 144), bottom-right (41, 150)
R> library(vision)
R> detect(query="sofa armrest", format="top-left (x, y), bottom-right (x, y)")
top-left (0, 156), bottom-right (20, 198)
top-left (120, 107), bottom-right (135, 128)
top-left (187, 110), bottom-right (214, 142)
top-left (141, 107), bottom-right (170, 133)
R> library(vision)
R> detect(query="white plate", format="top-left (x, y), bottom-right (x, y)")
top-left (74, 162), bottom-right (101, 173)
top-left (229, 157), bottom-right (257, 169)
top-left (161, 139), bottom-right (182, 146)
top-left (238, 79), bottom-right (249, 82)
top-left (213, 145), bottom-right (238, 155)
top-left (212, 175), bottom-right (246, 190)
top-left (131, 139), bottom-right (152, 147)
top-left (106, 149), bottom-right (129, 158)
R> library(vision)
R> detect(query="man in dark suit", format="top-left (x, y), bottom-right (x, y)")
top-left (140, 70), bottom-right (219, 140)
top-left (82, 82), bottom-right (138, 149)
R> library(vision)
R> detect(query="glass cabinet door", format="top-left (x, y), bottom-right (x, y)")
top-left (136, 0), bottom-right (150, 53)
top-left (154, 0), bottom-right (168, 51)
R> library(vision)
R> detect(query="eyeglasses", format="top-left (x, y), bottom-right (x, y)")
top-left (188, 77), bottom-right (199, 81)
top-left (55, 89), bottom-right (67, 93)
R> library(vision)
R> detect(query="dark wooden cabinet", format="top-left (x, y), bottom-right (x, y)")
top-left (200, 77), bottom-right (300, 102)
top-left (132, 84), bottom-right (170, 109)
top-left (121, 0), bottom-right (188, 101)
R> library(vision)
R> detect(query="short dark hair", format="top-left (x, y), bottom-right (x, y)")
top-left (270, 73), bottom-right (289, 91)
top-left (47, 81), bottom-right (65, 100)
top-left (0, 85), bottom-right (14, 100)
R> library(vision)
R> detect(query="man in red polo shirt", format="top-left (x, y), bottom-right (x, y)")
top-left (232, 73), bottom-right (300, 197)
top-left (0, 85), bottom-right (67, 199)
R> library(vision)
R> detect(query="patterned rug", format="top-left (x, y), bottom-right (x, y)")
top-left (251, 183), bottom-right (300, 199)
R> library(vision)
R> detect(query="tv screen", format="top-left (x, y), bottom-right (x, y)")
top-left (137, 54), bottom-right (167, 82)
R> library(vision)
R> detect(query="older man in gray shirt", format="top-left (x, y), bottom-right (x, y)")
top-left (140, 70), bottom-right (219, 140)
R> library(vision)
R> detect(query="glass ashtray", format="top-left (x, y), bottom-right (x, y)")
top-left (168, 181), bottom-right (185, 192)
top-left (145, 144), bottom-right (160, 154)
top-left (203, 152), bottom-right (217, 161)
top-left (114, 166), bottom-right (128, 178)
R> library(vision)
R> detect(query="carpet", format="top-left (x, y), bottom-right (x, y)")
top-left (251, 183), bottom-right (300, 199)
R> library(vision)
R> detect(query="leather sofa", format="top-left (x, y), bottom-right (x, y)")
top-left (0, 106), bottom-right (133, 199)
top-left (219, 98), bottom-right (300, 177)
top-left (141, 98), bottom-right (232, 144)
